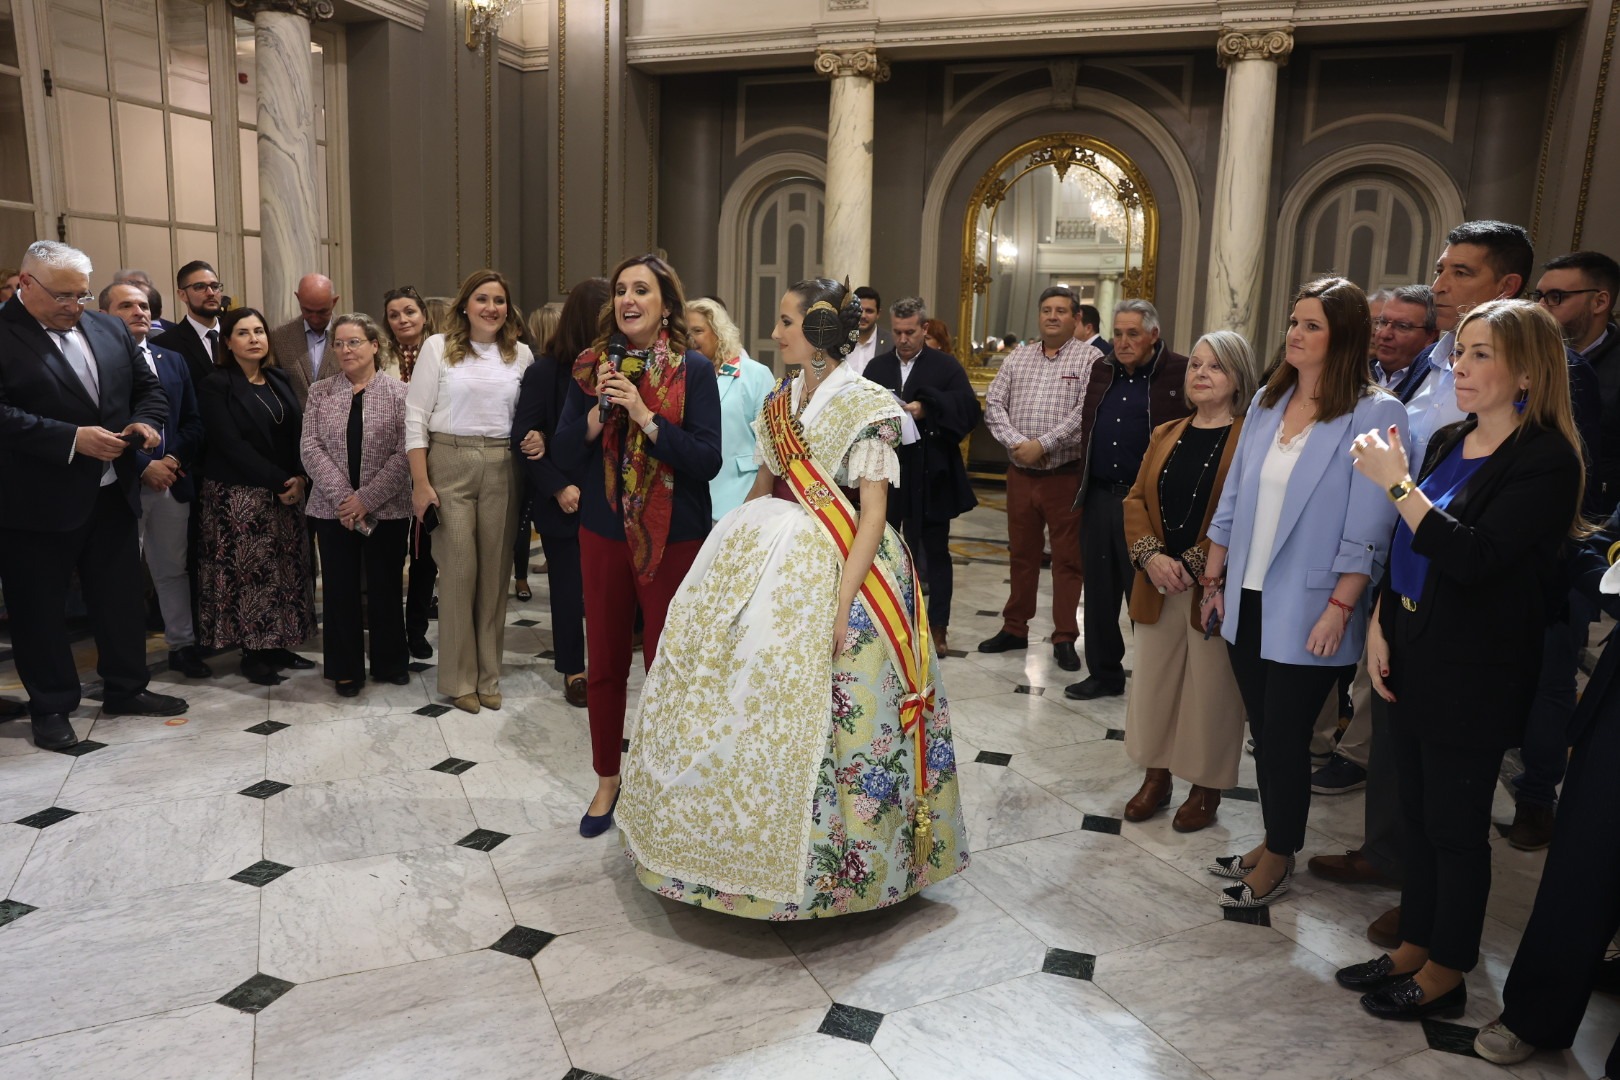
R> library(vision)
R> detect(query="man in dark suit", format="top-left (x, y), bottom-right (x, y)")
top-left (110, 269), bottom-right (169, 336)
top-left (0, 241), bottom-right (186, 749)
top-left (152, 260), bottom-right (225, 389)
top-left (866, 297), bottom-right (982, 652)
top-left (844, 285), bottom-right (895, 378)
top-left (269, 273), bottom-right (339, 406)
top-left (100, 282), bottom-right (211, 680)
top-left (1074, 303), bottom-right (1114, 357)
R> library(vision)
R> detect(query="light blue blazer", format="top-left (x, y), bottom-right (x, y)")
top-left (1207, 385), bottom-right (1408, 666)
top-left (709, 355), bottom-right (777, 520)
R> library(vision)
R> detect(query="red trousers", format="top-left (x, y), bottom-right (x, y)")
top-left (1001, 464), bottom-right (1084, 642)
top-left (580, 527), bottom-right (703, 777)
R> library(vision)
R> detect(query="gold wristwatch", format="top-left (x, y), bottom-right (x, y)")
top-left (1387, 478), bottom-right (1416, 503)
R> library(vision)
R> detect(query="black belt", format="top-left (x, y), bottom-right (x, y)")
top-left (1091, 479), bottom-right (1133, 496)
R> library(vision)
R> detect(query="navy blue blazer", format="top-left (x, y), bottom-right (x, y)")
top-left (512, 354), bottom-right (589, 537)
top-left (1209, 386), bottom-right (1408, 666)
top-left (1378, 344), bottom-right (1434, 405)
top-left (135, 341), bottom-right (204, 503)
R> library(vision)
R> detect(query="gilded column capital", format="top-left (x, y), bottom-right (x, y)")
top-left (814, 48), bottom-right (891, 83)
top-left (227, 0), bottom-right (335, 21)
top-left (1215, 27), bottom-right (1294, 68)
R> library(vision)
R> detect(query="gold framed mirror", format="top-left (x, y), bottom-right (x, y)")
top-left (956, 133), bottom-right (1159, 389)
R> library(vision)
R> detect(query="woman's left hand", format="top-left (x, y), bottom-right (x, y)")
top-left (832, 609), bottom-right (851, 660)
top-left (598, 368), bottom-right (650, 428)
top-left (336, 492), bottom-right (367, 527)
top-left (519, 429), bottom-right (546, 460)
top-left (1350, 425), bottom-right (1410, 488)
top-left (1305, 604), bottom-right (1346, 658)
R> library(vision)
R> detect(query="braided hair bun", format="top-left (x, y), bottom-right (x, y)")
top-left (791, 277), bottom-right (864, 361)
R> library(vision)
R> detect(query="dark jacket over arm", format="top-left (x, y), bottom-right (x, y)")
top-left (865, 345), bottom-right (980, 526)
top-left (512, 354), bottom-right (589, 537)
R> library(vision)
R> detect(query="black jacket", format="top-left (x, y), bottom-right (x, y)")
top-left (152, 318), bottom-right (218, 390)
top-left (864, 345), bottom-right (980, 526)
top-left (0, 299), bottom-right (168, 531)
top-left (1579, 323), bottom-right (1620, 515)
top-left (197, 367), bottom-right (304, 491)
top-left (512, 354), bottom-right (589, 537)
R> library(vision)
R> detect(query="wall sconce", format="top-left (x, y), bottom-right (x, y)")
top-left (464, 0), bottom-right (517, 51)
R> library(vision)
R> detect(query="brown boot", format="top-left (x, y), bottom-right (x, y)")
top-left (931, 624), bottom-right (949, 653)
top-left (1368, 905), bottom-right (1402, 949)
top-left (1172, 785), bottom-right (1222, 832)
top-left (1124, 768), bottom-right (1173, 821)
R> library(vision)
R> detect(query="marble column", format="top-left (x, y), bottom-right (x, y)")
top-left (230, 0), bottom-right (331, 325)
top-left (1204, 27), bottom-right (1292, 345)
top-left (1098, 274), bottom-right (1120, 323)
top-left (815, 48), bottom-right (889, 287)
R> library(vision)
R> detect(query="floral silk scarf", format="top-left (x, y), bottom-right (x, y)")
top-left (572, 333), bottom-right (686, 583)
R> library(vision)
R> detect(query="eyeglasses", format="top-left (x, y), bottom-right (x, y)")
top-left (332, 337), bottom-right (370, 351)
top-left (22, 274), bottom-right (93, 308)
top-left (182, 281), bottom-right (224, 294)
top-left (1372, 317), bottom-right (1426, 333)
top-left (1529, 288), bottom-right (1600, 306)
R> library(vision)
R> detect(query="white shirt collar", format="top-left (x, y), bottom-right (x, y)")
top-left (186, 313), bottom-right (218, 340)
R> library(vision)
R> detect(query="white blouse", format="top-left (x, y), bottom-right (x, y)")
top-left (1241, 421), bottom-right (1312, 592)
top-left (404, 334), bottom-right (534, 450)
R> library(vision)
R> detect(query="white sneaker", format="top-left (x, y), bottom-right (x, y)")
top-left (1474, 1018), bottom-right (1536, 1065)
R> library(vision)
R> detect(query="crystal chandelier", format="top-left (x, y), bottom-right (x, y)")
top-left (464, 0), bottom-right (518, 52)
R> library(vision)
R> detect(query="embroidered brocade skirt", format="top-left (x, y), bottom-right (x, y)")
top-left (196, 479), bottom-right (316, 651)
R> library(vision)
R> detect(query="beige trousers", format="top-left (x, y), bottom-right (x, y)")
top-left (1311, 654), bottom-right (1372, 765)
top-left (1124, 589), bottom-right (1247, 790)
top-left (428, 434), bottom-right (520, 698)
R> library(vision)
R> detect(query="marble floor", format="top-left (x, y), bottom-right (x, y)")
top-left (0, 497), bottom-right (1614, 1079)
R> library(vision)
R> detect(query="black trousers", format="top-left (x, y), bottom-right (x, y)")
top-left (902, 518), bottom-right (953, 629)
top-left (1390, 717), bottom-right (1505, 972)
top-left (540, 530), bottom-right (585, 675)
top-left (406, 522), bottom-right (437, 638)
top-left (1226, 589), bottom-right (1348, 855)
top-left (1081, 483), bottom-right (1133, 679)
top-left (1361, 691), bottom-right (1405, 882)
top-left (1501, 701), bottom-right (1620, 1071)
top-left (313, 517), bottom-right (409, 682)
top-left (513, 496), bottom-right (534, 580)
top-left (0, 485), bottom-right (151, 716)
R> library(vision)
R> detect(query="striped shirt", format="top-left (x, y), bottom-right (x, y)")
top-left (984, 337), bottom-right (1102, 468)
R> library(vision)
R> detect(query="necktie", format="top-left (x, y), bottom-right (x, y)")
top-left (51, 329), bottom-right (99, 402)
top-left (206, 328), bottom-right (219, 366)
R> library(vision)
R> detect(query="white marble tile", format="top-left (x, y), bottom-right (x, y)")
top-left (955, 760), bottom-right (1088, 852)
top-left (0, 822), bottom-right (35, 896)
top-left (1486, 840), bottom-right (1549, 933)
top-left (1122, 810), bottom-right (1340, 903)
top-left (0, 879), bottom-right (259, 1046)
top-left (680, 1031), bottom-right (896, 1080)
top-left (260, 845), bottom-right (512, 983)
top-left (254, 950), bottom-right (569, 1080)
top-left (0, 709), bottom-right (96, 758)
top-left (265, 714), bottom-right (450, 785)
top-left (533, 909), bottom-right (830, 1079)
top-left (775, 875), bottom-right (1046, 1014)
top-left (1095, 920), bottom-right (1426, 1080)
top-left (435, 702), bottom-right (593, 767)
top-left (947, 693), bottom-right (1108, 755)
top-left (459, 755), bottom-right (596, 837)
top-left (874, 970), bottom-right (1206, 1080)
top-left (0, 749), bottom-right (73, 821)
top-left (1009, 736), bottom-right (1155, 817)
top-left (9, 793), bottom-right (262, 907)
top-left (89, 706), bottom-right (268, 744)
top-left (1305, 785), bottom-right (1374, 849)
top-left (488, 824), bottom-right (682, 935)
top-left (55, 731), bottom-right (266, 812)
top-left (964, 829), bottom-right (1220, 955)
top-left (1359, 1049), bottom-right (1504, 1079)
top-left (935, 662), bottom-right (1018, 702)
top-left (0, 1003), bottom-right (253, 1080)
top-left (265, 676), bottom-right (432, 725)
top-left (263, 769), bottom-right (477, 867)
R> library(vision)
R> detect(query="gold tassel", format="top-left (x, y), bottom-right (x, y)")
top-left (912, 796), bottom-right (932, 866)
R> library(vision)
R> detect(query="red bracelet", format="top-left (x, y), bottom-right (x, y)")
top-left (1327, 597), bottom-right (1354, 621)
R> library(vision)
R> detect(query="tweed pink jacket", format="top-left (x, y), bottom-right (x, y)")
top-left (300, 372), bottom-right (413, 520)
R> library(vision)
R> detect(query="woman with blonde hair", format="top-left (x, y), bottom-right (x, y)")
top-left (686, 296), bottom-right (775, 520)
top-left (1336, 299), bottom-right (1585, 1021)
top-left (404, 270), bottom-right (533, 712)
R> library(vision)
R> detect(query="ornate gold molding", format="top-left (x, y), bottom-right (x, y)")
top-left (227, 0), bottom-right (335, 19)
top-left (1216, 27), bottom-right (1294, 69)
top-left (556, 0), bottom-right (568, 289)
top-left (1573, 0), bottom-right (1619, 248)
top-left (814, 48), bottom-right (891, 83)
top-left (1532, 30), bottom-right (1569, 246)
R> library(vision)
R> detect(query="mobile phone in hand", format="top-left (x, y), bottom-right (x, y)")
top-left (1203, 610), bottom-right (1222, 640)
top-left (118, 431), bottom-right (145, 447)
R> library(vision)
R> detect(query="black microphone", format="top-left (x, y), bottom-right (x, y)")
top-left (601, 332), bottom-right (630, 422)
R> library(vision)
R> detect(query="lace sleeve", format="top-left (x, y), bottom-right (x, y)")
top-left (752, 415), bottom-right (781, 476)
top-left (838, 419), bottom-right (902, 487)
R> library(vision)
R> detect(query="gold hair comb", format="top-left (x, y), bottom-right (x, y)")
top-left (807, 300), bottom-right (839, 316)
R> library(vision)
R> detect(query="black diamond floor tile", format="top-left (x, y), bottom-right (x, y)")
top-left (1222, 905), bottom-right (1271, 926)
top-left (537, 650), bottom-right (557, 661)
top-left (511, 618), bottom-right (539, 627)
top-left (238, 780), bottom-right (291, 800)
top-left (415, 704), bottom-right (452, 717)
top-left (1014, 684), bottom-right (1045, 696)
top-left (1081, 814), bottom-right (1122, 835)
top-left (621, 737), bottom-right (630, 753)
top-left (457, 828), bottom-right (510, 852)
top-left (244, 721), bottom-right (290, 736)
top-left (819, 1002), bottom-right (884, 1044)
top-left (974, 609), bottom-right (1001, 617)
top-left (15, 806), bottom-right (79, 829)
top-left (491, 925), bottom-right (557, 959)
top-left (1423, 1018), bottom-right (1481, 1056)
top-left (217, 972), bottom-right (296, 1013)
top-left (407, 661), bottom-right (434, 672)
top-left (230, 860), bottom-right (294, 887)
top-left (941, 649), bottom-right (969, 658)
top-left (1041, 947), bottom-right (1096, 980)
top-left (431, 758), bottom-right (477, 775)
top-left (1105, 728), bottom-right (1126, 741)
top-left (1493, 821), bottom-right (1512, 839)
top-left (52, 740), bottom-right (107, 757)
top-left (974, 750), bottom-right (1012, 766)
top-left (1223, 786), bottom-right (1260, 803)
top-left (0, 898), bottom-right (38, 928)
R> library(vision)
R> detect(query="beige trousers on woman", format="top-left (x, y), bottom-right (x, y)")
top-left (428, 433), bottom-right (520, 698)
top-left (1124, 589), bottom-right (1247, 790)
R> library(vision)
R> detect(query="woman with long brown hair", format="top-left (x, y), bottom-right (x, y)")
top-left (404, 270), bottom-right (532, 712)
top-left (384, 284), bottom-right (439, 659)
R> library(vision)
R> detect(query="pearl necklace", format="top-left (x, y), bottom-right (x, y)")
top-left (1158, 420), bottom-right (1232, 534)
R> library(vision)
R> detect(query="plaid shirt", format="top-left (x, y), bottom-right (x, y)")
top-left (984, 338), bottom-right (1102, 467)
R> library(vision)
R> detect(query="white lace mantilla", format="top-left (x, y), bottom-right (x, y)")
top-left (752, 367), bottom-right (903, 489)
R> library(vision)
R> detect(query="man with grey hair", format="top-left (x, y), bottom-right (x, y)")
top-left (1064, 297), bottom-right (1190, 699)
top-left (0, 241), bottom-right (186, 749)
top-left (1368, 284), bottom-right (1438, 402)
top-left (1366, 289), bottom-right (1394, 362)
top-left (866, 296), bottom-right (981, 650)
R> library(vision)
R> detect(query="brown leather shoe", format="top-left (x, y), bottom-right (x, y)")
top-left (1507, 801), bottom-right (1554, 851)
top-left (1172, 785), bottom-right (1222, 832)
top-left (1368, 905), bottom-right (1402, 949)
top-left (1307, 849), bottom-right (1399, 887)
top-left (931, 624), bottom-right (949, 653)
top-left (1124, 768), bottom-right (1173, 822)
top-left (565, 675), bottom-right (588, 709)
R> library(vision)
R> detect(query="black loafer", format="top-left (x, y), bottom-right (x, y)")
top-left (1064, 675), bottom-right (1125, 700)
top-left (1052, 641), bottom-right (1080, 671)
top-left (100, 689), bottom-right (188, 717)
top-left (1361, 979), bottom-right (1467, 1021)
top-left (335, 680), bottom-right (362, 698)
top-left (977, 631), bottom-right (1028, 653)
top-left (30, 712), bottom-right (78, 750)
top-left (408, 635), bottom-right (434, 660)
top-left (373, 672), bottom-right (412, 686)
top-left (1336, 954), bottom-right (1418, 991)
top-left (167, 646), bottom-right (214, 679)
top-left (267, 648), bottom-right (315, 670)
top-left (241, 652), bottom-right (286, 686)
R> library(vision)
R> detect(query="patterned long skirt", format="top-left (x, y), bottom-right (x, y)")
top-left (196, 479), bottom-right (316, 651)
